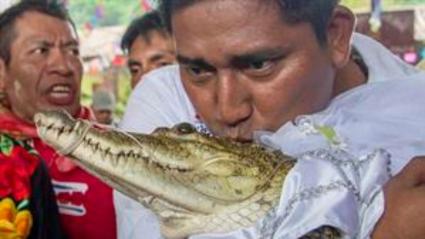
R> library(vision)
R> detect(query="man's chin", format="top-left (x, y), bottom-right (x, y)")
top-left (41, 104), bottom-right (81, 117)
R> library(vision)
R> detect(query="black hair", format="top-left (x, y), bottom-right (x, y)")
top-left (158, 0), bottom-right (340, 45)
top-left (120, 10), bottom-right (169, 54)
top-left (0, 0), bottom-right (76, 65)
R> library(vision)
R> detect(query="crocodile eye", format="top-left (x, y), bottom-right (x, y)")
top-left (175, 122), bottom-right (196, 134)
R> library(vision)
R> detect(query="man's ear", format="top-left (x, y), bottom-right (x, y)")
top-left (326, 6), bottom-right (355, 69)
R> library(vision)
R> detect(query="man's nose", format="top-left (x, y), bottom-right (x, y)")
top-left (143, 66), bottom-right (152, 76)
top-left (142, 63), bottom-right (158, 76)
top-left (48, 48), bottom-right (73, 75)
top-left (216, 71), bottom-right (251, 127)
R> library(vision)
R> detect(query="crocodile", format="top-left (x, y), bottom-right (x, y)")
top-left (34, 110), bottom-right (342, 239)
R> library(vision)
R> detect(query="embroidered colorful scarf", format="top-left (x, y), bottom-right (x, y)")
top-left (0, 107), bottom-right (43, 239)
top-left (0, 134), bottom-right (38, 239)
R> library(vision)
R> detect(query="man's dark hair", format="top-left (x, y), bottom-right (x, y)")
top-left (0, 0), bottom-right (76, 65)
top-left (158, 0), bottom-right (341, 45)
top-left (121, 10), bottom-right (169, 54)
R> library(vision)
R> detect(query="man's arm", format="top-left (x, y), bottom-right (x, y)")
top-left (372, 157), bottom-right (425, 239)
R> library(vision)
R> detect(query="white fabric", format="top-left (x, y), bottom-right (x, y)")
top-left (115, 34), bottom-right (425, 238)
top-left (351, 33), bottom-right (419, 83)
top-left (256, 75), bottom-right (425, 238)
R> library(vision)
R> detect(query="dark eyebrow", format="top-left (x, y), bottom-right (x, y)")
top-left (63, 40), bottom-right (79, 47)
top-left (176, 54), bottom-right (214, 70)
top-left (33, 40), bottom-right (54, 47)
top-left (32, 40), bottom-right (79, 48)
top-left (231, 48), bottom-right (286, 66)
top-left (149, 53), bottom-right (167, 62)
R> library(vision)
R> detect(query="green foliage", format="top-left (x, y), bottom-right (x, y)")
top-left (67, 0), bottom-right (425, 28)
top-left (341, 0), bottom-right (370, 10)
top-left (67, 1), bottom-right (137, 117)
top-left (342, 0), bottom-right (425, 11)
top-left (68, 0), bottom-right (145, 29)
top-left (115, 71), bottom-right (132, 117)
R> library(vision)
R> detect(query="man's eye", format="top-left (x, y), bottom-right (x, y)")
top-left (129, 67), bottom-right (140, 76)
top-left (185, 65), bottom-right (209, 77)
top-left (33, 47), bottom-right (49, 55)
top-left (69, 48), bottom-right (80, 56)
top-left (243, 59), bottom-right (276, 76)
top-left (248, 60), bottom-right (273, 71)
top-left (182, 65), bottom-right (215, 85)
top-left (188, 66), bottom-right (202, 75)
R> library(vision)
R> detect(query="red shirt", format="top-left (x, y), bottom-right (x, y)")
top-left (34, 138), bottom-right (117, 239)
top-left (32, 108), bottom-right (116, 239)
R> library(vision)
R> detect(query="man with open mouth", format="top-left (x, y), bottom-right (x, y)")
top-left (0, 1), bottom-right (116, 239)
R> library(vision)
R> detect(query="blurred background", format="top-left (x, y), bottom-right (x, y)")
top-left (1, 0), bottom-right (425, 116)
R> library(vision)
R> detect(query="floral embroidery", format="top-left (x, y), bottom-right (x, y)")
top-left (314, 125), bottom-right (339, 145)
top-left (0, 135), bottom-right (13, 156)
top-left (0, 198), bottom-right (33, 239)
top-left (294, 116), bottom-right (347, 149)
top-left (0, 135), bottom-right (39, 201)
top-left (0, 134), bottom-right (39, 239)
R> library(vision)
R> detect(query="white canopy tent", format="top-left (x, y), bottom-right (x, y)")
top-left (0, 0), bottom-right (17, 13)
top-left (415, 7), bottom-right (425, 41)
top-left (79, 25), bottom-right (126, 72)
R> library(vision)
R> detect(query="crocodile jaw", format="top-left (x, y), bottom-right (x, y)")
top-left (34, 110), bottom-right (294, 238)
top-left (34, 111), bottom-right (225, 213)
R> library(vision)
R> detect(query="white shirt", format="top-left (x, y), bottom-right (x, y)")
top-left (115, 34), bottom-right (424, 238)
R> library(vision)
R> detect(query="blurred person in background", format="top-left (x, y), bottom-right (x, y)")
top-left (0, 1), bottom-right (116, 239)
top-left (121, 10), bottom-right (176, 89)
top-left (91, 90), bottom-right (118, 127)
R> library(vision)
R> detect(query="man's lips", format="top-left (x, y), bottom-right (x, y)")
top-left (213, 127), bottom-right (254, 142)
top-left (45, 84), bottom-right (76, 105)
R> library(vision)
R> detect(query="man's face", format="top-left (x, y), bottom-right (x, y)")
top-left (128, 31), bottom-right (176, 88)
top-left (173, 0), bottom-right (338, 141)
top-left (93, 109), bottom-right (113, 125)
top-left (0, 11), bottom-right (82, 123)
